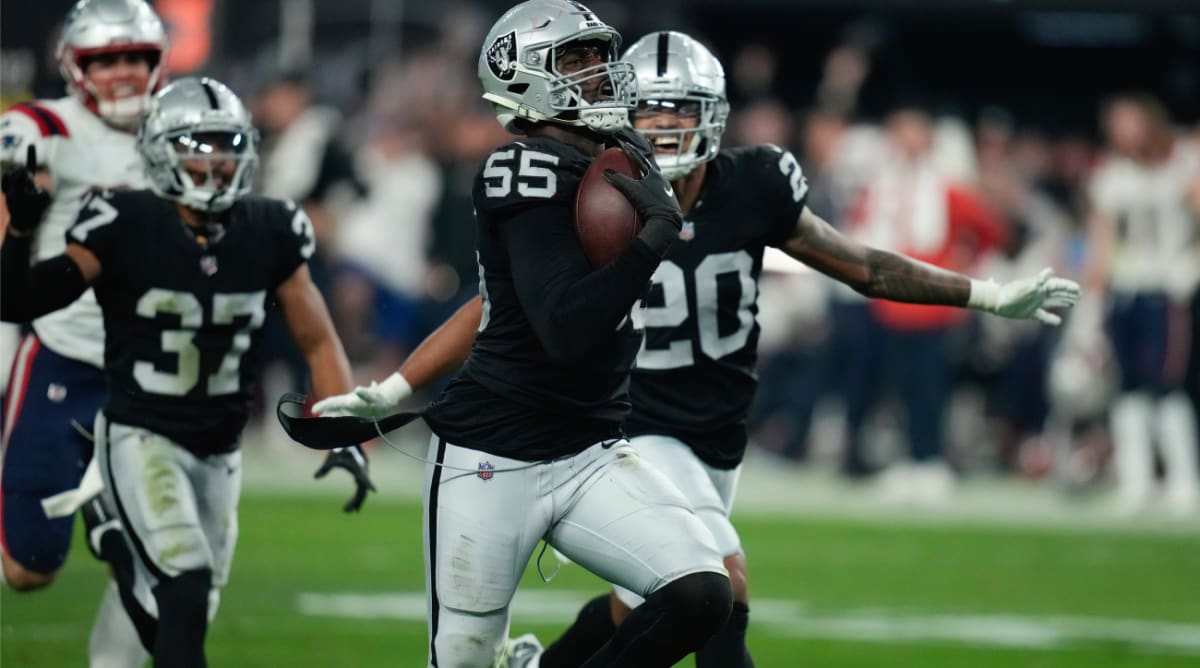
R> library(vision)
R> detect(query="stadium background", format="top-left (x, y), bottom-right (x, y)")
top-left (2, 0), bottom-right (1199, 666)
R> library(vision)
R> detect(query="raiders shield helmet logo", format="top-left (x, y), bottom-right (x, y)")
top-left (486, 31), bottom-right (518, 81)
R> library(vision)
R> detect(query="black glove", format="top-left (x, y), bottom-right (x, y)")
top-left (314, 445), bottom-right (377, 512)
top-left (603, 133), bottom-right (684, 231)
top-left (2, 146), bottom-right (51, 235)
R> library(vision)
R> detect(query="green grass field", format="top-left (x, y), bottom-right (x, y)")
top-left (3, 492), bottom-right (1199, 667)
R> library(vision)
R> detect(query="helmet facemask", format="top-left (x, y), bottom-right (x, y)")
top-left (634, 94), bottom-right (729, 180)
top-left (144, 127), bottom-right (257, 214)
top-left (542, 36), bottom-right (637, 133)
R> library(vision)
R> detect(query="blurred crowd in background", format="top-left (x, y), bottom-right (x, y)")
top-left (2, 0), bottom-right (1198, 511)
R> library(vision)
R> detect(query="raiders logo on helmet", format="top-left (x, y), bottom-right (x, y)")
top-left (486, 31), bottom-right (518, 81)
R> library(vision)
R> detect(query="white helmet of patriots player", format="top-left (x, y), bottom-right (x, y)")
top-left (138, 77), bottom-right (258, 213)
top-left (478, 0), bottom-right (637, 134)
top-left (623, 31), bottom-right (730, 180)
top-left (56, 0), bottom-right (170, 129)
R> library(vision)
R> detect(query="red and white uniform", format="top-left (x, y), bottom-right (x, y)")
top-left (1, 96), bottom-right (145, 367)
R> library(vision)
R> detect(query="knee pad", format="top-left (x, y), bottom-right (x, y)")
top-left (650, 571), bottom-right (733, 640)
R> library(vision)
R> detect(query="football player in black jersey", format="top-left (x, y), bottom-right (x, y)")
top-left (1, 77), bottom-right (370, 667)
top-left (319, 2), bottom-right (734, 666)
top-left (315, 29), bottom-right (1081, 667)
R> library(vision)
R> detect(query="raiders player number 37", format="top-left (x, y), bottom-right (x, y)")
top-left (1, 77), bottom-right (364, 666)
top-left (314, 26), bottom-right (1084, 668)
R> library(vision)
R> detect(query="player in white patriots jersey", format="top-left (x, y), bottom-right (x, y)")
top-left (2, 88), bottom-right (150, 367)
top-left (1086, 94), bottom-right (1200, 515)
top-left (0, 2), bottom-right (165, 667)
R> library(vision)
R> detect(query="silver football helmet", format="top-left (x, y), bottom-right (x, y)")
top-left (478, 0), bottom-right (636, 135)
top-left (138, 77), bottom-right (258, 213)
top-left (56, 0), bottom-right (170, 128)
top-left (624, 32), bottom-right (730, 180)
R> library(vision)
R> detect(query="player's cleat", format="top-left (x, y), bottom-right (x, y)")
top-left (505, 633), bottom-right (543, 668)
top-left (80, 495), bottom-right (122, 562)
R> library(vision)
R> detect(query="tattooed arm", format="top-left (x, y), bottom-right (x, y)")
top-left (779, 207), bottom-right (971, 306)
top-left (778, 207), bottom-right (1080, 323)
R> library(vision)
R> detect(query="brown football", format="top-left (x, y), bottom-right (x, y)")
top-left (574, 147), bottom-right (644, 267)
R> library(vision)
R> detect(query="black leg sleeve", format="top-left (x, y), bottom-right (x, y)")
top-left (540, 594), bottom-right (618, 667)
top-left (580, 571), bottom-right (732, 668)
top-left (152, 569), bottom-right (212, 668)
top-left (99, 531), bottom-right (159, 652)
top-left (696, 601), bottom-right (754, 668)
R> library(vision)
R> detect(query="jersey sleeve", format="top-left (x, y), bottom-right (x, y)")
top-left (270, 199), bottom-right (316, 286)
top-left (0, 105), bottom-right (55, 170)
top-left (753, 144), bottom-right (810, 247)
top-left (472, 140), bottom-right (586, 219)
top-left (64, 189), bottom-right (125, 266)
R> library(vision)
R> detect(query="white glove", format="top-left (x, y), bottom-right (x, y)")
top-left (968, 267), bottom-right (1081, 326)
top-left (312, 372), bottom-right (413, 418)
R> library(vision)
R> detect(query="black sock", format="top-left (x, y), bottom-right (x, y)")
top-left (541, 594), bottom-right (617, 667)
top-left (696, 601), bottom-right (753, 668)
top-left (100, 531), bottom-right (157, 652)
top-left (581, 572), bottom-right (731, 668)
top-left (153, 569), bottom-right (211, 668)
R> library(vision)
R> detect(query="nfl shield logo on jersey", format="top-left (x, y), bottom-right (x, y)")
top-left (200, 255), bottom-right (218, 276)
top-left (477, 461), bottom-right (495, 481)
top-left (679, 221), bottom-right (695, 241)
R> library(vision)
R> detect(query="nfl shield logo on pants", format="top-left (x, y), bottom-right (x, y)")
top-left (477, 462), bottom-right (495, 481)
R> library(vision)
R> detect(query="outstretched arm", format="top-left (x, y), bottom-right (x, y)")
top-left (400, 295), bottom-right (482, 388)
top-left (781, 207), bottom-right (971, 305)
top-left (780, 207), bottom-right (1079, 324)
top-left (311, 295), bottom-right (484, 418)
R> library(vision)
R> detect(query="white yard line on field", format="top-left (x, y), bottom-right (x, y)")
top-left (295, 590), bottom-right (1200, 656)
top-left (242, 435), bottom-right (1200, 537)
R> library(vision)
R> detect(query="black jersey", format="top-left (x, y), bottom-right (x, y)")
top-left (424, 132), bottom-right (660, 461)
top-left (67, 189), bottom-right (313, 454)
top-left (625, 145), bottom-right (809, 468)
